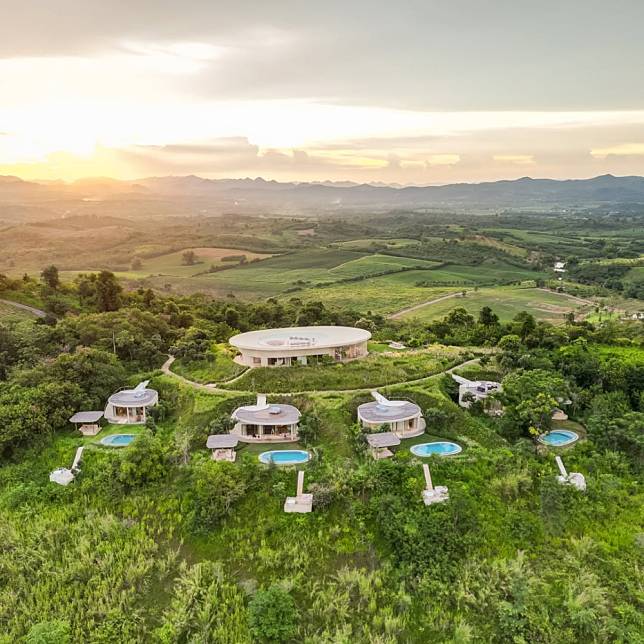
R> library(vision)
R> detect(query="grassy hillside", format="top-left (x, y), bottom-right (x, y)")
top-left (398, 287), bottom-right (594, 324)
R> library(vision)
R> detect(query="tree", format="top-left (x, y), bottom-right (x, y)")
top-left (297, 412), bottom-right (321, 446)
top-left (446, 307), bottom-right (475, 327)
top-left (40, 265), bottom-right (60, 290)
top-left (95, 271), bottom-right (122, 312)
top-left (182, 250), bottom-right (197, 266)
top-left (248, 586), bottom-right (299, 643)
top-left (208, 414), bottom-right (235, 435)
top-left (117, 430), bottom-right (169, 487)
top-left (131, 257), bottom-right (143, 270)
top-left (499, 369), bottom-right (567, 438)
top-left (478, 306), bottom-right (499, 327)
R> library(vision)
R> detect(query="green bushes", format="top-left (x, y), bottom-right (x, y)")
top-left (191, 460), bottom-right (247, 530)
top-left (248, 586), bottom-right (299, 642)
top-left (156, 562), bottom-right (250, 643)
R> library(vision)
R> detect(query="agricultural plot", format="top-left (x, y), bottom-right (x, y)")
top-left (117, 247), bottom-right (275, 279)
top-left (296, 261), bottom-right (544, 316)
top-left (148, 250), bottom-right (442, 300)
top-left (336, 238), bottom-right (421, 251)
top-left (398, 287), bottom-right (593, 324)
top-left (297, 274), bottom-right (456, 315)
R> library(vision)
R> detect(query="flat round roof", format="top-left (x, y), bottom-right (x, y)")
top-left (108, 388), bottom-right (157, 407)
top-left (229, 326), bottom-right (371, 352)
top-left (233, 403), bottom-right (301, 425)
top-left (358, 400), bottom-right (421, 423)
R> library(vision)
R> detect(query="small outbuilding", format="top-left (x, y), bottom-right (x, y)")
top-left (452, 374), bottom-right (502, 413)
top-left (358, 392), bottom-right (425, 438)
top-left (231, 395), bottom-right (301, 442)
top-left (104, 380), bottom-right (158, 425)
top-left (366, 432), bottom-right (401, 460)
top-left (69, 411), bottom-right (104, 436)
top-left (284, 470), bottom-right (313, 513)
top-left (421, 464), bottom-right (449, 505)
top-left (206, 434), bottom-right (239, 462)
top-left (49, 446), bottom-right (84, 486)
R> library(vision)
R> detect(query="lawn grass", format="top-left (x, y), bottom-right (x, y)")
top-left (398, 286), bottom-right (593, 324)
top-left (222, 345), bottom-right (467, 393)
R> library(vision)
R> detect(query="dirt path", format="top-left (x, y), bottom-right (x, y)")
top-left (387, 292), bottom-right (460, 319)
top-left (0, 298), bottom-right (47, 318)
top-left (159, 353), bottom-right (483, 396)
top-left (535, 288), bottom-right (595, 307)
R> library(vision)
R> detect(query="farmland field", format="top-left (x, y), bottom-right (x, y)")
top-left (295, 261), bottom-right (545, 316)
top-left (397, 287), bottom-right (594, 323)
top-left (139, 250), bottom-right (443, 299)
top-left (115, 247), bottom-right (275, 278)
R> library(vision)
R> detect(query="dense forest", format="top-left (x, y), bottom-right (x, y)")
top-left (0, 269), bottom-right (642, 643)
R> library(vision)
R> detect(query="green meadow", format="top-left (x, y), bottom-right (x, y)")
top-left (398, 287), bottom-right (594, 324)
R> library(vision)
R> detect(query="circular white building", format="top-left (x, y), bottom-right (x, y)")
top-left (358, 392), bottom-right (425, 438)
top-left (229, 326), bottom-right (371, 367)
top-left (231, 395), bottom-right (301, 442)
top-left (104, 380), bottom-right (158, 424)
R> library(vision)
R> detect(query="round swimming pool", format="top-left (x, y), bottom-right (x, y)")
top-left (259, 450), bottom-right (311, 465)
top-left (411, 441), bottom-right (462, 457)
top-left (100, 434), bottom-right (136, 447)
top-left (538, 430), bottom-right (579, 447)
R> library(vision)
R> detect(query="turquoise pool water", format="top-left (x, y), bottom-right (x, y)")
top-left (100, 434), bottom-right (136, 447)
top-left (259, 450), bottom-right (311, 465)
top-left (411, 441), bottom-right (462, 457)
top-left (539, 430), bottom-right (578, 446)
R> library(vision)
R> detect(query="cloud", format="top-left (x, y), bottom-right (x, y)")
top-left (493, 154), bottom-right (535, 165)
top-left (590, 143), bottom-right (644, 158)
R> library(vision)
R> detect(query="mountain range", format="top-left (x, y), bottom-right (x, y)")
top-left (1, 173), bottom-right (644, 212)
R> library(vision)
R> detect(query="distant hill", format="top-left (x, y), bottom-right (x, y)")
top-left (1, 173), bottom-right (644, 211)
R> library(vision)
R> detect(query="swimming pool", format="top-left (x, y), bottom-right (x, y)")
top-left (100, 434), bottom-right (136, 447)
top-left (411, 441), bottom-right (462, 457)
top-left (538, 430), bottom-right (579, 447)
top-left (259, 450), bottom-right (311, 465)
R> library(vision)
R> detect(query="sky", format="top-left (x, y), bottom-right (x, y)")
top-left (1, 0), bottom-right (644, 184)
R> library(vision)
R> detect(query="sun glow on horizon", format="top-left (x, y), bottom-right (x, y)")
top-left (1, 37), bottom-right (644, 183)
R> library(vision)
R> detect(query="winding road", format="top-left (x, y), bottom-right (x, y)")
top-left (0, 299), bottom-right (47, 318)
top-left (387, 292), bottom-right (460, 319)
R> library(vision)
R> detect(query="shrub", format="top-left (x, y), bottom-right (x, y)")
top-left (191, 460), bottom-right (247, 529)
top-left (248, 586), bottom-right (299, 643)
top-left (26, 620), bottom-right (71, 644)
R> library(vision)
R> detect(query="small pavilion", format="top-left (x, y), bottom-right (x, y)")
top-left (206, 434), bottom-right (239, 462)
top-left (366, 432), bottom-right (400, 460)
top-left (69, 411), bottom-right (104, 436)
